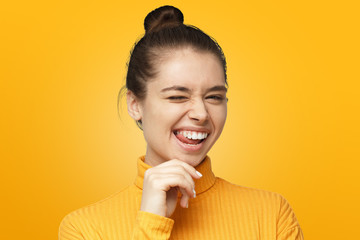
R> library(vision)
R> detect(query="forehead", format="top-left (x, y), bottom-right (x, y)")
top-left (148, 48), bottom-right (225, 91)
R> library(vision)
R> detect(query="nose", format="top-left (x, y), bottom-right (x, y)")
top-left (188, 99), bottom-right (209, 124)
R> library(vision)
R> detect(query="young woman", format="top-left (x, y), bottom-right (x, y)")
top-left (59, 5), bottom-right (303, 239)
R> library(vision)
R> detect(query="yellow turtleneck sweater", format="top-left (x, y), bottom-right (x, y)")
top-left (59, 156), bottom-right (303, 239)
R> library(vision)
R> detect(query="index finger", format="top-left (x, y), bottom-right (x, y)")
top-left (159, 159), bottom-right (203, 179)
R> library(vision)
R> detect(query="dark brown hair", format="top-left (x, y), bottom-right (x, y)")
top-left (120, 5), bottom-right (227, 128)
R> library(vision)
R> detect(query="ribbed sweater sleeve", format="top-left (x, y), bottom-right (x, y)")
top-left (277, 195), bottom-right (304, 240)
top-left (59, 212), bottom-right (88, 240)
top-left (132, 211), bottom-right (174, 239)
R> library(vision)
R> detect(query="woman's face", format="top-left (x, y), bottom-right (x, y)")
top-left (128, 48), bottom-right (227, 167)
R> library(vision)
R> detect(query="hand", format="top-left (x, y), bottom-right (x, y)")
top-left (140, 159), bottom-right (202, 218)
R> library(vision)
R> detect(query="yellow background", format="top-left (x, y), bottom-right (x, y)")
top-left (1, 0), bottom-right (359, 239)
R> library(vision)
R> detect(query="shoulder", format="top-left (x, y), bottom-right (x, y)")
top-left (215, 177), bottom-right (284, 202)
top-left (63, 185), bottom-right (134, 218)
top-left (214, 178), bottom-right (302, 237)
top-left (59, 185), bottom-right (136, 238)
top-left (214, 177), bottom-right (296, 216)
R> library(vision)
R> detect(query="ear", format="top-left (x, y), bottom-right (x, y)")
top-left (126, 90), bottom-right (143, 121)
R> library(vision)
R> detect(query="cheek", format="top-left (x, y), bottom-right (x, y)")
top-left (212, 105), bottom-right (227, 129)
top-left (152, 101), bottom-right (185, 117)
top-left (142, 102), bottom-right (184, 131)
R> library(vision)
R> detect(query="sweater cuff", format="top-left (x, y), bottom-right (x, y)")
top-left (133, 211), bottom-right (174, 239)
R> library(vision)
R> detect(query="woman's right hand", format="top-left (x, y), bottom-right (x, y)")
top-left (140, 159), bottom-right (202, 218)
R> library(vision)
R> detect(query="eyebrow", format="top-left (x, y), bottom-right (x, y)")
top-left (161, 85), bottom-right (191, 93)
top-left (207, 85), bottom-right (228, 93)
top-left (160, 85), bottom-right (227, 93)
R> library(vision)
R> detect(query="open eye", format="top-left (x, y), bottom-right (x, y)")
top-left (206, 95), bottom-right (225, 102)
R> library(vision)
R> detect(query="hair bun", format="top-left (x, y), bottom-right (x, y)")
top-left (144, 5), bottom-right (184, 34)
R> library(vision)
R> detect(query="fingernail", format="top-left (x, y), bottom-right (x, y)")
top-left (196, 171), bottom-right (202, 177)
top-left (193, 189), bottom-right (196, 198)
top-left (186, 203), bottom-right (189, 208)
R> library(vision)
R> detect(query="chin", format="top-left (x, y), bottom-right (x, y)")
top-left (173, 152), bottom-right (208, 167)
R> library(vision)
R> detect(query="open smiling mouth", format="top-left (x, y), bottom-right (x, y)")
top-left (174, 130), bottom-right (209, 146)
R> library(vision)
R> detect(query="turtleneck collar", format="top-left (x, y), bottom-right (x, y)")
top-left (134, 156), bottom-right (216, 195)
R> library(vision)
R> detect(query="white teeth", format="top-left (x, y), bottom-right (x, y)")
top-left (176, 130), bottom-right (208, 140)
top-left (192, 132), bottom-right (197, 139)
